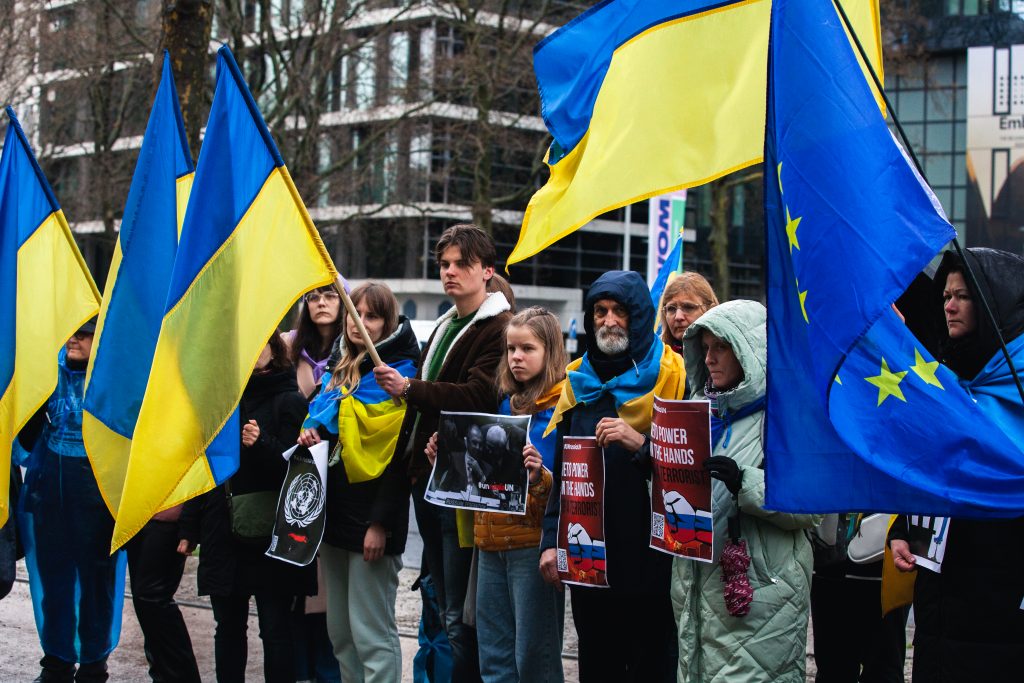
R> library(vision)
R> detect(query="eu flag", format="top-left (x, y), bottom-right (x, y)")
top-left (765, 0), bottom-right (1024, 516)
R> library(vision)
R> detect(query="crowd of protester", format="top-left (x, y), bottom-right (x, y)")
top-left (1, 223), bottom-right (1022, 683)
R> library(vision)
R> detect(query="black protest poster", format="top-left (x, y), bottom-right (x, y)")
top-left (266, 442), bottom-right (328, 566)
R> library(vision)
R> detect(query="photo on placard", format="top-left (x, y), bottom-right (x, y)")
top-left (425, 411), bottom-right (531, 514)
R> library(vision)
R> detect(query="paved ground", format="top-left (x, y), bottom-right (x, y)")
top-left (0, 503), bottom-right (912, 681)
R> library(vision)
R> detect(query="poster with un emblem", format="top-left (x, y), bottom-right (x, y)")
top-left (266, 442), bottom-right (329, 566)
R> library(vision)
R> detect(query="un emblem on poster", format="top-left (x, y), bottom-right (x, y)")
top-left (283, 472), bottom-right (325, 528)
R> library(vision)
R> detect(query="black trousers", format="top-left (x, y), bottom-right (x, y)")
top-left (811, 574), bottom-right (908, 683)
top-left (126, 520), bottom-right (200, 683)
top-left (570, 586), bottom-right (677, 682)
top-left (210, 592), bottom-right (295, 683)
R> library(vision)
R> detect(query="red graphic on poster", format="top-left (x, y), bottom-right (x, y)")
top-left (649, 397), bottom-right (714, 562)
top-left (556, 436), bottom-right (608, 588)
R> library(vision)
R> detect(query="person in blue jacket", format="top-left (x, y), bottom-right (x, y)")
top-left (17, 319), bottom-right (127, 683)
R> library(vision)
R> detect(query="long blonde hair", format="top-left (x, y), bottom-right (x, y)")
top-left (496, 307), bottom-right (567, 415)
top-left (326, 282), bottom-right (399, 395)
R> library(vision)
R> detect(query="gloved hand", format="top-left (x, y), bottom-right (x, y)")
top-left (705, 456), bottom-right (742, 495)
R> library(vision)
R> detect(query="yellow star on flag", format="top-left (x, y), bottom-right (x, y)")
top-left (786, 206), bottom-right (801, 253)
top-left (865, 358), bottom-right (908, 406)
top-left (796, 278), bottom-right (808, 323)
top-left (834, 374), bottom-right (843, 385)
top-left (910, 349), bottom-right (944, 389)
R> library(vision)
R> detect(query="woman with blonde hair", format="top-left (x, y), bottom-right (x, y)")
top-left (298, 281), bottom-right (419, 683)
top-left (660, 272), bottom-right (719, 353)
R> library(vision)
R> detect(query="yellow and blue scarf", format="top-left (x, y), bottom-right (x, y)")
top-left (544, 339), bottom-right (686, 437)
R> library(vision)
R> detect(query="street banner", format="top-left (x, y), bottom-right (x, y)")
top-left (556, 436), bottom-right (608, 588)
top-left (646, 190), bottom-right (687, 286)
top-left (649, 397), bottom-right (714, 561)
top-left (267, 442), bottom-right (328, 566)
top-left (906, 515), bottom-right (950, 573)
top-left (425, 412), bottom-right (531, 514)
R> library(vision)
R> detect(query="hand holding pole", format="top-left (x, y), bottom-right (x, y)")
top-left (335, 274), bottom-right (402, 406)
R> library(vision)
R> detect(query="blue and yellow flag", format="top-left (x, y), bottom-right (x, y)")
top-left (111, 46), bottom-right (337, 548)
top-left (649, 235), bottom-right (683, 328)
top-left (304, 359), bottom-right (416, 484)
top-left (507, 0), bottom-right (882, 267)
top-left (765, 0), bottom-right (1024, 516)
top-left (83, 54), bottom-right (195, 516)
top-left (0, 107), bottom-right (101, 525)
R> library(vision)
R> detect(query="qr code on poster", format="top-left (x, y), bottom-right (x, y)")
top-left (556, 549), bottom-right (568, 573)
top-left (652, 512), bottom-right (665, 540)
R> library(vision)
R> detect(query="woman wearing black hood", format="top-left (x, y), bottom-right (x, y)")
top-left (889, 247), bottom-right (1024, 682)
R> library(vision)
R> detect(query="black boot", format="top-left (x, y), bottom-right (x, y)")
top-left (33, 655), bottom-right (75, 683)
top-left (73, 658), bottom-right (108, 683)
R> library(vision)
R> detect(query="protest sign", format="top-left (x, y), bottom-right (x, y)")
top-left (266, 442), bottom-right (328, 566)
top-left (906, 515), bottom-right (950, 572)
top-left (556, 436), bottom-right (608, 588)
top-left (425, 412), bottom-right (531, 514)
top-left (649, 397), bottom-right (714, 561)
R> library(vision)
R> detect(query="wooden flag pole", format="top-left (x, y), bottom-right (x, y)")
top-left (336, 275), bottom-right (402, 405)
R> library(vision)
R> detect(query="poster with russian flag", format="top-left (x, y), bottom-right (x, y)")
top-left (556, 436), bottom-right (608, 588)
top-left (649, 397), bottom-right (714, 562)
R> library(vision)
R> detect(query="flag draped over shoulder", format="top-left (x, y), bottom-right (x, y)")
top-left (112, 46), bottom-right (337, 549)
top-left (304, 359), bottom-right (416, 484)
top-left (0, 108), bottom-right (100, 526)
top-left (507, 0), bottom-right (882, 267)
top-left (84, 54), bottom-right (195, 516)
top-left (765, 0), bottom-right (1024, 516)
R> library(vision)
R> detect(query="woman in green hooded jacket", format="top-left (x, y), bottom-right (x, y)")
top-left (671, 300), bottom-right (820, 682)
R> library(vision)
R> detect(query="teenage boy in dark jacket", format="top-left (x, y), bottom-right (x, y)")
top-left (375, 224), bottom-right (512, 683)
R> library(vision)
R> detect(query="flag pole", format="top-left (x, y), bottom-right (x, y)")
top-left (831, 0), bottom-right (1024, 406)
top-left (335, 275), bottom-right (402, 405)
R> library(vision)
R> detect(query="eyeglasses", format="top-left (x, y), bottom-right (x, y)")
top-left (305, 291), bottom-right (340, 304)
top-left (664, 303), bottom-right (703, 316)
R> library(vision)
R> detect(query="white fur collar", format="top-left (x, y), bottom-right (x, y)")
top-left (421, 292), bottom-right (511, 376)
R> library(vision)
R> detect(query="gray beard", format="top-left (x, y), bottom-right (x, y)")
top-left (595, 327), bottom-right (629, 355)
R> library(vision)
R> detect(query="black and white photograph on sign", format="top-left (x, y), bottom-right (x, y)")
top-left (906, 515), bottom-right (950, 573)
top-left (266, 442), bottom-right (328, 567)
top-left (425, 411), bottom-right (532, 514)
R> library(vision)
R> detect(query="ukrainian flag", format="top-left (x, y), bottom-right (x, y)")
top-left (0, 107), bottom-right (101, 525)
top-left (111, 46), bottom-right (337, 548)
top-left (506, 0), bottom-right (883, 267)
top-left (83, 54), bottom-right (195, 516)
top-left (304, 359), bottom-right (417, 483)
top-left (649, 235), bottom-right (683, 327)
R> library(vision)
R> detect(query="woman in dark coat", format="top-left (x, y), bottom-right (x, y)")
top-left (298, 282), bottom-right (419, 682)
top-left (178, 333), bottom-right (315, 683)
top-left (889, 247), bottom-right (1024, 682)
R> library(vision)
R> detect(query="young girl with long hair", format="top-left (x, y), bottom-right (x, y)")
top-left (427, 306), bottom-right (568, 682)
top-left (297, 282), bottom-right (419, 683)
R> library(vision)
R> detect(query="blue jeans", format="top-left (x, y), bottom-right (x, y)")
top-left (437, 507), bottom-right (481, 682)
top-left (476, 547), bottom-right (565, 683)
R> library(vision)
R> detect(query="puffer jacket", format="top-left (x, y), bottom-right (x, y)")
top-left (671, 300), bottom-right (819, 683)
